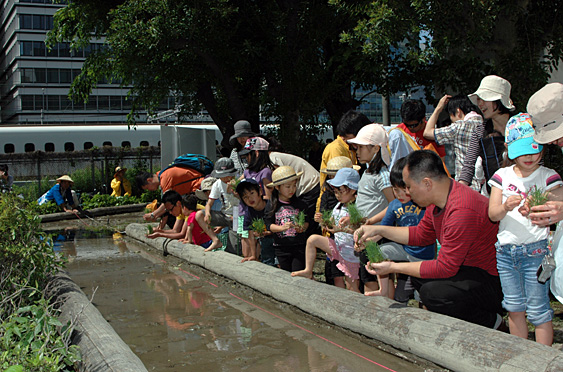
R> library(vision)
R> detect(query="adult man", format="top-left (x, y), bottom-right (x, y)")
top-left (137, 164), bottom-right (203, 222)
top-left (388, 99), bottom-right (445, 170)
top-left (355, 150), bottom-right (503, 328)
top-left (317, 110), bottom-right (370, 212)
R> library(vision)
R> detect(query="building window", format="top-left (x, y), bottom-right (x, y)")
top-left (121, 141), bottom-right (131, 148)
top-left (60, 69), bottom-right (71, 83)
top-left (32, 15), bottom-right (45, 30)
top-left (45, 143), bottom-right (55, 152)
top-left (140, 141), bottom-right (149, 147)
top-left (25, 143), bottom-right (35, 152)
top-left (34, 95), bottom-right (44, 110)
top-left (64, 142), bottom-right (74, 151)
top-left (35, 68), bottom-right (46, 83)
top-left (84, 142), bottom-right (93, 150)
top-left (20, 15), bottom-right (32, 29)
top-left (4, 144), bottom-right (15, 154)
top-left (47, 69), bottom-right (59, 83)
top-left (48, 95), bottom-right (60, 110)
top-left (21, 69), bottom-right (34, 83)
top-left (47, 44), bottom-right (58, 57)
top-left (21, 95), bottom-right (34, 110)
top-left (110, 96), bottom-right (121, 110)
top-left (20, 41), bottom-right (32, 56)
top-left (86, 96), bottom-right (97, 110)
top-left (59, 43), bottom-right (70, 57)
top-left (103, 141), bottom-right (112, 147)
top-left (98, 96), bottom-right (109, 110)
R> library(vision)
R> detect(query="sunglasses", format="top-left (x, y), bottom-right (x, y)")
top-left (404, 121), bottom-right (422, 129)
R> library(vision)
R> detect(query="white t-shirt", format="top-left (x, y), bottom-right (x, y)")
top-left (209, 180), bottom-right (239, 218)
top-left (488, 165), bottom-right (562, 245)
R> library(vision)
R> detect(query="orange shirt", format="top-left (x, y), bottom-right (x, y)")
top-left (158, 167), bottom-right (203, 195)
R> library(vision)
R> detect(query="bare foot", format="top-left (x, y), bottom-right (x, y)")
top-left (204, 239), bottom-right (222, 252)
top-left (241, 256), bottom-right (257, 263)
top-left (291, 269), bottom-right (313, 279)
top-left (364, 290), bottom-right (383, 297)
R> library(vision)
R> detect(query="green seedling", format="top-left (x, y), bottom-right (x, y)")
top-left (320, 209), bottom-right (335, 229)
top-left (147, 225), bottom-right (154, 234)
top-left (251, 218), bottom-right (266, 235)
top-left (230, 178), bottom-right (242, 191)
top-left (365, 240), bottom-right (385, 264)
top-left (347, 202), bottom-right (365, 228)
top-left (293, 211), bottom-right (307, 228)
top-left (527, 185), bottom-right (549, 208)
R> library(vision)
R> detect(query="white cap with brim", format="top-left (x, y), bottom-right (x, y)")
top-left (528, 83), bottom-right (563, 144)
top-left (468, 75), bottom-right (515, 111)
top-left (347, 123), bottom-right (391, 166)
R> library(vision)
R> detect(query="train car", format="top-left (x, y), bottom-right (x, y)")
top-left (0, 123), bottom-right (224, 155)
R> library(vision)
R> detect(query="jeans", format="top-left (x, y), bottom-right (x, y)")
top-left (496, 239), bottom-right (553, 325)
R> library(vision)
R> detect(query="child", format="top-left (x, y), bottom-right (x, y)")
top-left (146, 190), bottom-right (188, 240)
top-left (292, 167), bottom-right (362, 292)
top-left (239, 137), bottom-right (274, 199)
top-left (179, 194), bottom-right (213, 249)
top-left (236, 178), bottom-right (275, 265)
top-left (347, 124), bottom-right (395, 295)
top-left (488, 113), bottom-right (562, 345)
top-left (370, 157), bottom-right (435, 299)
top-left (201, 158), bottom-right (240, 253)
top-left (319, 156), bottom-right (359, 288)
top-left (264, 166), bottom-right (311, 272)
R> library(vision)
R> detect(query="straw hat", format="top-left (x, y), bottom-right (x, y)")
top-left (56, 175), bottom-right (74, 184)
top-left (468, 75), bottom-right (515, 110)
top-left (114, 166), bottom-right (127, 178)
top-left (266, 166), bottom-right (303, 187)
top-left (527, 83), bottom-right (563, 144)
top-left (320, 156), bottom-right (360, 175)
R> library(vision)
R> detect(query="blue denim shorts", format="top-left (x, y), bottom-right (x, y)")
top-left (495, 239), bottom-right (554, 325)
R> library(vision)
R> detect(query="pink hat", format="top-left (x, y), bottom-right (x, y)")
top-left (347, 124), bottom-right (390, 165)
top-left (239, 137), bottom-right (269, 155)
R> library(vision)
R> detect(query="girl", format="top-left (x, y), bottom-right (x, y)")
top-left (488, 113), bottom-right (562, 345)
top-left (461, 75), bottom-right (516, 194)
top-left (347, 124), bottom-right (395, 295)
top-left (264, 166), bottom-right (311, 272)
top-left (240, 137), bottom-right (274, 200)
top-left (292, 167), bottom-right (362, 292)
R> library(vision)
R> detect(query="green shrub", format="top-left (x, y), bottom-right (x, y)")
top-left (12, 177), bottom-right (54, 201)
top-left (70, 166), bottom-right (103, 193)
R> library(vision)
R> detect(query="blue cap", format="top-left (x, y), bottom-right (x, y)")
top-left (327, 168), bottom-right (360, 190)
top-left (235, 178), bottom-right (259, 195)
top-left (505, 113), bottom-right (543, 160)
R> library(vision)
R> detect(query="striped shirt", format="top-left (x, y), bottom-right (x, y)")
top-left (408, 181), bottom-right (499, 278)
top-left (434, 112), bottom-right (483, 190)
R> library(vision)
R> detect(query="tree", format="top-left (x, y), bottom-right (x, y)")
top-left (48, 0), bottom-right (368, 153)
top-left (332, 0), bottom-right (563, 108)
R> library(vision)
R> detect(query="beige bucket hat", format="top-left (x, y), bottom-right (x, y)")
top-left (195, 177), bottom-right (218, 200)
top-left (266, 166), bottom-right (303, 187)
top-left (468, 75), bottom-right (515, 110)
top-left (320, 156), bottom-right (361, 175)
top-left (527, 83), bottom-right (563, 144)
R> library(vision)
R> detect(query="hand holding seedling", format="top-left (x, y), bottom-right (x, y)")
top-left (366, 261), bottom-right (393, 276)
top-left (503, 195), bottom-right (523, 212)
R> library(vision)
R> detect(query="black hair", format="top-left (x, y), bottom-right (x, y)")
top-left (404, 150), bottom-right (448, 183)
top-left (267, 136), bottom-right (285, 152)
top-left (136, 171), bottom-right (152, 189)
top-left (237, 181), bottom-right (261, 206)
top-left (162, 189), bottom-right (182, 205)
top-left (400, 99), bottom-right (426, 123)
top-left (446, 95), bottom-right (477, 117)
top-left (247, 150), bottom-right (275, 173)
top-left (366, 148), bottom-right (385, 175)
top-left (268, 186), bottom-right (299, 219)
top-left (181, 194), bottom-right (198, 211)
top-left (336, 110), bottom-right (371, 137)
top-left (390, 157), bottom-right (407, 188)
top-left (0, 164), bottom-right (8, 173)
top-left (492, 99), bottom-right (514, 115)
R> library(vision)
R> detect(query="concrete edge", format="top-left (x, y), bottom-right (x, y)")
top-left (46, 271), bottom-right (148, 372)
top-left (126, 222), bottom-right (563, 372)
top-left (39, 203), bottom-right (146, 222)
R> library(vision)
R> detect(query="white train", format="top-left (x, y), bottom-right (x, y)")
top-left (0, 123), bottom-right (223, 155)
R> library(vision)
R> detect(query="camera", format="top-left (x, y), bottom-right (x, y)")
top-left (537, 254), bottom-right (556, 284)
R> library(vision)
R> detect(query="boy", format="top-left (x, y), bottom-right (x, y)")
top-left (146, 190), bottom-right (188, 240)
top-left (236, 178), bottom-right (275, 265)
top-left (179, 194), bottom-right (213, 249)
top-left (201, 158), bottom-right (240, 253)
top-left (373, 157), bottom-right (435, 300)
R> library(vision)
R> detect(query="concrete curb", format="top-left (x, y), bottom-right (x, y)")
top-left (39, 203), bottom-right (146, 222)
top-left (126, 222), bottom-right (563, 372)
top-left (46, 271), bottom-right (148, 372)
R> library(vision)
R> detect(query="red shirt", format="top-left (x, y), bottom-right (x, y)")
top-left (187, 211), bottom-right (211, 245)
top-left (398, 123), bottom-right (446, 157)
top-left (408, 181), bottom-right (499, 278)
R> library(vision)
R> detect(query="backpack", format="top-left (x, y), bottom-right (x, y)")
top-left (158, 154), bottom-right (214, 189)
top-left (479, 134), bottom-right (506, 194)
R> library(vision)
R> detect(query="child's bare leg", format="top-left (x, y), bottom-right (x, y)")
top-left (345, 276), bottom-right (361, 292)
top-left (291, 234), bottom-right (330, 278)
top-left (195, 210), bottom-right (222, 251)
top-left (535, 321), bottom-right (553, 346)
top-left (365, 274), bottom-right (388, 296)
top-left (241, 237), bottom-right (257, 262)
top-left (508, 311), bottom-right (528, 339)
top-left (334, 276), bottom-right (345, 289)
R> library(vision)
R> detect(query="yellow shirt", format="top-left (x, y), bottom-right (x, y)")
top-left (316, 136), bottom-right (357, 212)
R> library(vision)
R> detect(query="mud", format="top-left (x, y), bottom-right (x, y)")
top-left (57, 233), bottom-right (434, 372)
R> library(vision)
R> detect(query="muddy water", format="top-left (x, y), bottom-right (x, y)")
top-left (59, 233), bottom-right (432, 372)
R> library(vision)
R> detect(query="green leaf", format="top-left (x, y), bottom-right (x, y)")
top-left (4, 365), bottom-right (24, 372)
